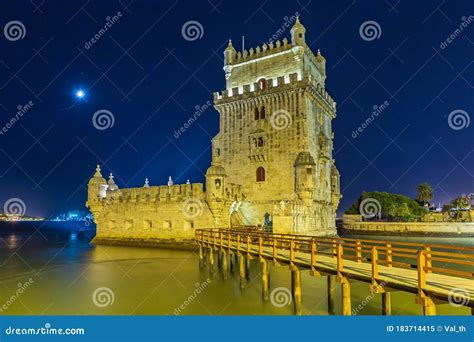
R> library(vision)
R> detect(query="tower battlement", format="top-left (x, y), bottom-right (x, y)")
top-left (225, 38), bottom-right (294, 66)
top-left (213, 72), bottom-right (336, 110)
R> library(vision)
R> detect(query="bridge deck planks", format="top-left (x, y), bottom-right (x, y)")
top-left (217, 242), bottom-right (473, 306)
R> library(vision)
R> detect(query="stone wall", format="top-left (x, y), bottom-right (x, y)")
top-left (342, 214), bottom-right (474, 236)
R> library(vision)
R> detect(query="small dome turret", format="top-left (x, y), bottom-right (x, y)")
top-left (206, 164), bottom-right (226, 177)
top-left (107, 173), bottom-right (118, 191)
top-left (291, 17), bottom-right (306, 46)
top-left (224, 39), bottom-right (236, 65)
top-left (294, 152), bottom-right (316, 166)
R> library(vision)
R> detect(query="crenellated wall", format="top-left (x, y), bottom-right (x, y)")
top-left (214, 72), bottom-right (336, 111)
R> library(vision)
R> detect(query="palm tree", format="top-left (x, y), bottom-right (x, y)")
top-left (416, 182), bottom-right (433, 206)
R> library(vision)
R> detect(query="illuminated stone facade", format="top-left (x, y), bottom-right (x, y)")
top-left (86, 18), bottom-right (341, 243)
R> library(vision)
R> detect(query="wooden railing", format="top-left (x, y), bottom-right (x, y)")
top-left (195, 228), bottom-right (474, 304)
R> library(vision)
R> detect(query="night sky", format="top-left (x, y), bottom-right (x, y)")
top-left (0, 0), bottom-right (472, 218)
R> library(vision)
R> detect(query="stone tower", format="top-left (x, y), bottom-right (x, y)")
top-left (212, 17), bottom-right (341, 235)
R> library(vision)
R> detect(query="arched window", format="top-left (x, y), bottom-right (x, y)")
top-left (260, 106), bottom-right (266, 119)
top-left (258, 78), bottom-right (267, 90)
top-left (256, 167), bottom-right (265, 182)
top-left (257, 137), bottom-right (264, 147)
top-left (254, 107), bottom-right (259, 120)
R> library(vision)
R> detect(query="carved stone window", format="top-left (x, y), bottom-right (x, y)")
top-left (258, 78), bottom-right (267, 90)
top-left (256, 167), bottom-right (266, 182)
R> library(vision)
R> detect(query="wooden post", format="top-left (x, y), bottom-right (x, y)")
top-left (424, 245), bottom-right (432, 274)
top-left (222, 251), bottom-right (228, 280)
top-left (246, 255), bottom-right (251, 280)
top-left (209, 247), bottom-right (215, 274)
top-left (417, 250), bottom-right (426, 290)
top-left (273, 238), bottom-right (277, 261)
top-left (341, 278), bottom-right (351, 316)
top-left (371, 247), bottom-right (378, 287)
top-left (290, 239), bottom-right (295, 265)
top-left (259, 236), bottom-right (263, 257)
top-left (310, 239), bottom-right (316, 273)
top-left (382, 292), bottom-right (391, 315)
top-left (356, 240), bottom-right (362, 262)
top-left (292, 268), bottom-right (302, 315)
top-left (327, 275), bottom-right (336, 315)
top-left (262, 260), bottom-right (269, 301)
top-left (332, 239), bottom-right (337, 258)
top-left (337, 242), bottom-right (343, 276)
top-left (198, 243), bottom-right (204, 268)
top-left (217, 251), bottom-right (222, 268)
top-left (422, 297), bottom-right (437, 316)
top-left (386, 242), bottom-right (392, 267)
top-left (239, 255), bottom-right (246, 289)
top-left (417, 250), bottom-right (436, 315)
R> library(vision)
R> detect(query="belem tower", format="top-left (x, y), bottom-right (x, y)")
top-left (86, 18), bottom-right (341, 245)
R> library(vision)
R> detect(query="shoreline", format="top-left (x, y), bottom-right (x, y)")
top-left (91, 237), bottom-right (198, 250)
top-left (338, 227), bottom-right (474, 238)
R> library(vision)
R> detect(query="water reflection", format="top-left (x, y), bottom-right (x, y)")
top-left (6, 234), bottom-right (19, 249)
top-left (0, 221), bottom-right (472, 316)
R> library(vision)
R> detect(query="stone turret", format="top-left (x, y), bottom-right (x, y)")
top-left (107, 173), bottom-right (118, 191)
top-left (206, 141), bottom-right (227, 200)
top-left (87, 165), bottom-right (106, 202)
top-left (290, 17), bottom-right (306, 46)
top-left (86, 165), bottom-right (107, 218)
top-left (294, 152), bottom-right (316, 202)
top-left (224, 39), bottom-right (236, 65)
top-left (330, 162), bottom-right (341, 209)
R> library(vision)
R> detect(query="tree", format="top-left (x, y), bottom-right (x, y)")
top-left (416, 182), bottom-right (433, 205)
top-left (345, 191), bottom-right (427, 222)
top-left (450, 195), bottom-right (470, 221)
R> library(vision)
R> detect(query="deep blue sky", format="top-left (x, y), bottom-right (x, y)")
top-left (0, 0), bottom-right (472, 217)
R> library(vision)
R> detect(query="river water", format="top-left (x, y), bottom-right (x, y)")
top-left (0, 222), bottom-right (471, 315)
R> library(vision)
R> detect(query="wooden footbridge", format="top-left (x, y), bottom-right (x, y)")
top-left (195, 228), bottom-right (474, 315)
